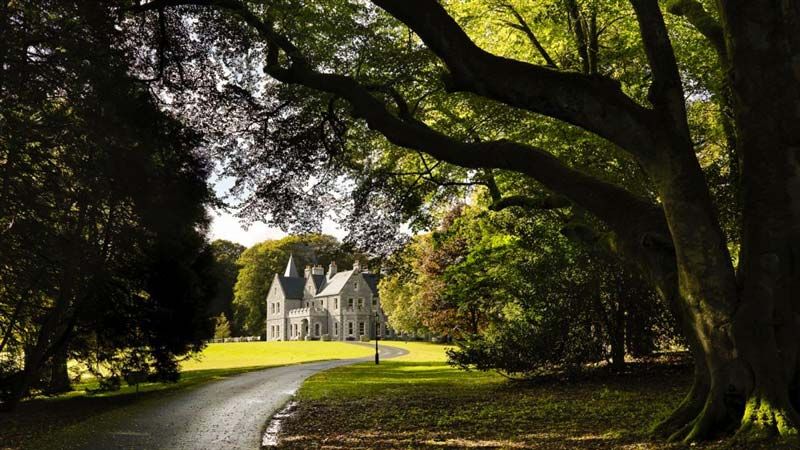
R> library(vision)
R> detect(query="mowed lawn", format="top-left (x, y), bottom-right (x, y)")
top-left (278, 342), bottom-right (757, 450)
top-left (0, 341), bottom-right (373, 450)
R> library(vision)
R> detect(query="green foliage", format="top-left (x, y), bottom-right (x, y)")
top-left (383, 206), bottom-right (676, 377)
top-left (213, 313), bottom-right (233, 339)
top-left (0, 0), bottom-right (217, 406)
top-left (208, 240), bottom-right (246, 334)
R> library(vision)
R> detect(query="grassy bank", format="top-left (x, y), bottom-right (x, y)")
top-left (0, 341), bottom-right (373, 450)
top-left (279, 342), bottom-right (743, 449)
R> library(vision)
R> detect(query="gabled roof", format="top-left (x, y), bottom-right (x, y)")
top-left (315, 270), bottom-right (353, 297)
top-left (362, 273), bottom-right (380, 296)
top-left (313, 270), bottom-right (380, 297)
top-left (276, 275), bottom-right (304, 299)
top-left (309, 274), bottom-right (327, 294)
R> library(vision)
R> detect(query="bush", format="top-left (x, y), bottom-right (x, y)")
top-left (359, 335), bottom-right (370, 342)
top-left (345, 336), bottom-right (355, 341)
top-left (321, 334), bottom-right (331, 342)
top-left (304, 335), bottom-right (313, 341)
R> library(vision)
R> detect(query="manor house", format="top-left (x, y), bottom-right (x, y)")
top-left (265, 255), bottom-right (393, 341)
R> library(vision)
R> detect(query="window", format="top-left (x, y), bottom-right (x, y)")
top-left (372, 298), bottom-right (377, 306)
top-left (276, 303), bottom-right (280, 313)
top-left (358, 322), bottom-right (365, 335)
top-left (334, 323), bottom-right (339, 335)
top-left (354, 282), bottom-right (359, 289)
top-left (314, 323), bottom-right (321, 336)
top-left (270, 304), bottom-right (274, 314)
top-left (348, 298), bottom-right (354, 308)
top-left (334, 298), bottom-right (338, 308)
top-left (348, 321), bottom-right (354, 335)
top-left (276, 326), bottom-right (280, 338)
top-left (293, 324), bottom-right (298, 336)
top-left (357, 298), bottom-right (364, 308)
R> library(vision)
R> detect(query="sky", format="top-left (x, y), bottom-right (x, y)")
top-left (206, 173), bottom-right (347, 248)
top-left (208, 210), bottom-right (346, 248)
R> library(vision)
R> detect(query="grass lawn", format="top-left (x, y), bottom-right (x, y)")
top-left (279, 342), bottom-right (784, 450)
top-left (0, 341), bottom-right (373, 450)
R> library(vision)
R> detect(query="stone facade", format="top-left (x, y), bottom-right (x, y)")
top-left (265, 255), bottom-right (393, 341)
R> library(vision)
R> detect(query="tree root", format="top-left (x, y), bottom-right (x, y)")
top-left (650, 375), bottom-right (708, 439)
top-left (736, 395), bottom-right (800, 442)
top-left (659, 387), bottom-right (735, 443)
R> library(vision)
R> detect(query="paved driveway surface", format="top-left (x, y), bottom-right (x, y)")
top-left (68, 343), bottom-right (407, 450)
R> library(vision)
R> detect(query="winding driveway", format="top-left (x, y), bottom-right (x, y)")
top-left (69, 343), bottom-right (407, 450)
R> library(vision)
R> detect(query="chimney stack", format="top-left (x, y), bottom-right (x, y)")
top-left (352, 260), bottom-right (361, 272)
top-left (328, 261), bottom-right (337, 279)
top-left (311, 265), bottom-right (324, 276)
top-left (304, 265), bottom-right (312, 279)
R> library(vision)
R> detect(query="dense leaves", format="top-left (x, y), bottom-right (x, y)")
top-left (0, 1), bottom-right (216, 406)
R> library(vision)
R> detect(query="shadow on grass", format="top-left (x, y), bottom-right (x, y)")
top-left (284, 360), bottom-right (700, 449)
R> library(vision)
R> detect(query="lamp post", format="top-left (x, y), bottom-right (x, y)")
top-left (374, 311), bottom-right (380, 365)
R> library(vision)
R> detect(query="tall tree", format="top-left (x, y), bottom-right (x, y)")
top-left (0, 0), bottom-right (215, 408)
top-left (208, 239), bottom-right (246, 333)
top-left (129, 0), bottom-right (800, 442)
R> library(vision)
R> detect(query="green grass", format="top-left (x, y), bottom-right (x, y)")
top-left (0, 341), bottom-right (374, 450)
top-left (59, 341), bottom-right (373, 398)
top-left (280, 343), bottom-right (701, 449)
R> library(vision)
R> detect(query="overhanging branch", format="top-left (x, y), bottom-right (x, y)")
top-left (370, 0), bottom-right (661, 158)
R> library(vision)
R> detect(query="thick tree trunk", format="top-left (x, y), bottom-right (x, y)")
top-left (654, 1), bottom-right (800, 443)
top-left (46, 347), bottom-right (71, 395)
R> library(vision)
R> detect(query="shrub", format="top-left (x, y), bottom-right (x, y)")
top-left (359, 335), bottom-right (370, 342)
top-left (321, 334), bottom-right (331, 342)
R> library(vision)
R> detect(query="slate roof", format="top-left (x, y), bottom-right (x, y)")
top-left (309, 274), bottom-right (327, 294)
top-left (284, 254), bottom-right (299, 277)
top-left (313, 270), bottom-right (380, 297)
top-left (276, 275), bottom-right (305, 299)
top-left (362, 273), bottom-right (380, 296)
top-left (315, 270), bottom-right (353, 297)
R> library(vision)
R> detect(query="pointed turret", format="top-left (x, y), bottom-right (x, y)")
top-left (284, 254), bottom-right (300, 278)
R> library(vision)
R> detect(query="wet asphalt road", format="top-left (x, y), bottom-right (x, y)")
top-left (72, 343), bottom-right (408, 450)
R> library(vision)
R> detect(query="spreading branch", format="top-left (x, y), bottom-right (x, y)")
top-left (666, 0), bottom-right (727, 65)
top-left (493, 2), bottom-right (558, 68)
top-left (132, 0), bottom-right (670, 242)
top-left (629, 0), bottom-right (689, 136)
top-left (370, 0), bottom-right (661, 158)
top-left (489, 194), bottom-right (571, 212)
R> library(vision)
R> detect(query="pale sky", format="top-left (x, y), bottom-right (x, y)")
top-left (208, 210), bottom-right (347, 248)
top-left (207, 173), bottom-right (347, 248)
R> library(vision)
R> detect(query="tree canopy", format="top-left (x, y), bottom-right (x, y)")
top-left (118, 0), bottom-right (800, 442)
top-left (0, 1), bottom-right (217, 408)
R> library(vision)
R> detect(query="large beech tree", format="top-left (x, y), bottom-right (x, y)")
top-left (130, 0), bottom-right (800, 442)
